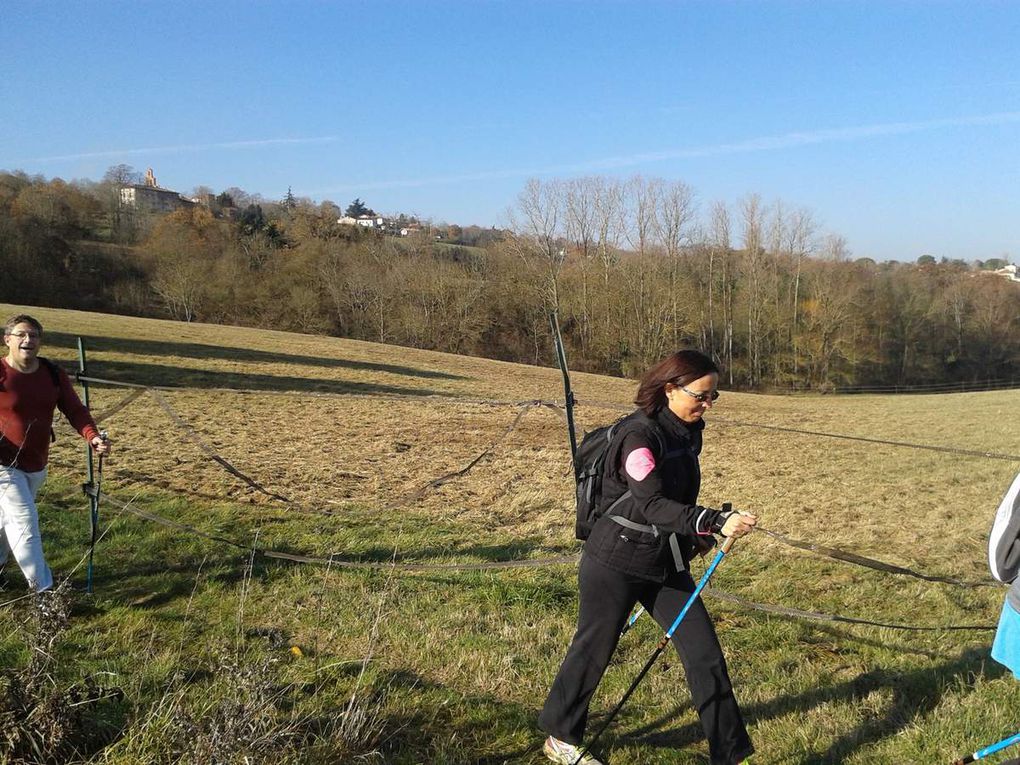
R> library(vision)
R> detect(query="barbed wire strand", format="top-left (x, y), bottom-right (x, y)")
top-left (92, 388), bottom-right (148, 422)
top-left (703, 588), bottom-right (995, 632)
top-left (98, 492), bottom-right (995, 632)
top-left (102, 493), bottom-right (577, 570)
top-left (149, 388), bottom-right (295, 504)
top-left (756, 527), bottom-right (994, 588)
top-left (713, 417), bottom-right (1020, 463)
top-left (383, 400), bottom-right (562, 510)
top-left (78, 374), bottom-right (1020, 462)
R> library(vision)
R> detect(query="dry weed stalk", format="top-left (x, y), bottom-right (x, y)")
top-left (119, 541), bottom-right (388, 764)
top-left (0, 584), bottom-right (122, 764)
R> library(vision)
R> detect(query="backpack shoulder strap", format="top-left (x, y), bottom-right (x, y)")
top-left (37, 357), bottom-right (62, 388)
top-left (615, 414), bottom-right (669, 458)
top-left (36, 357), bottom-right (63, 444)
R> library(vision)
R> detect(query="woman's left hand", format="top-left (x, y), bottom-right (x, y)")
top-left (721, 511), bottom-right (757, 538)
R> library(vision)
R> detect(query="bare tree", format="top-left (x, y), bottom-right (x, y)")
top-left (655, 180), bottom-right (697, 259)
top-left (740, 194), bottom-right (769, 386)
top-left (655, 180), bottom-right (698, 347)
top-left (563, 178), bottom-right (599, 353)
top-left (786, 207), bottom-right (816, 376)
top-left (709, 201), bottom-right (734, 383)
top-left (145, 208), bottom-right (227, 322)
top-left (507, 178), bottom-right (566, 311)
top-left (624, 175), bottom-right (662, 256)
top-left (591, 176), bottom-right (625, 283)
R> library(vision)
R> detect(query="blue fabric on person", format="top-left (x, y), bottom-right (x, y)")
top-left (992, 597), bottom-right (1020, 679)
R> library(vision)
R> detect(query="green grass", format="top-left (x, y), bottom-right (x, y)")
top-left (6, 475), bottom-right (1020, 764)
top-left (1, 303), bottom-right (1019, 763)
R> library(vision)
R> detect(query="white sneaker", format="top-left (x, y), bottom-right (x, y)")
top-left (542, 736), bottom-right (604, 765)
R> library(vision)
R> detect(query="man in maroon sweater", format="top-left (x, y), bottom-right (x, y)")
top-left (0, 314), bottom-right (111, 591)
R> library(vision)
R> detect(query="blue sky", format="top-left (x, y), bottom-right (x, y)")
top-left (3, 1), bottom-right (1018, 262)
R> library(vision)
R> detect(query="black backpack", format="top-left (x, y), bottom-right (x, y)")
top-left (574, 414), bottom-right (664, 540)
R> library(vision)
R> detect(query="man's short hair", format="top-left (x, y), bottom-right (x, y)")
top-left (3, 314), bottom-right (44, 335)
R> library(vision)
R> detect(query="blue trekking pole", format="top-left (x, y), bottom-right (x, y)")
top-left (619, 503), bottom-right (732, 639)
top-left (953, 731), bottom-right (1020, 764)
top-left (573, 533), bottom-right (739, 765)
top-left (619, 605), bottom-right (645, 637)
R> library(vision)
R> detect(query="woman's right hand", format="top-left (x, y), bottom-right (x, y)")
top-left (721, 511), bottom-right (757, 538)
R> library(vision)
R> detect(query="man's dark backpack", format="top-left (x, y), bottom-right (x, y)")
top-left (574, 414), bottom-right (664, 540)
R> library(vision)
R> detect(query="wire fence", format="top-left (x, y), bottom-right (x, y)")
top-left (34, 372), bottom-right (1014, 633)
top-left (767, 378), bottom-right (1020, 395)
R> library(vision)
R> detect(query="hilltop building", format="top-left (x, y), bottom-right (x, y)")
top-left (337, 213), bottom-right (387, 229)
top-left (994, 263), bottom-right (1019, 282)
top-left (120, 168), bottom-right (193, 213)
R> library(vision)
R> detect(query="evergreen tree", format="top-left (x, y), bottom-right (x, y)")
top-left (345, 198), bottom-right (371, 217)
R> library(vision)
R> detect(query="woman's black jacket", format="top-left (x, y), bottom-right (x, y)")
top-left (583, 407), bottom-right (727, 582)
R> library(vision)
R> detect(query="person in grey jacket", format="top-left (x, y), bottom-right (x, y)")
top-left (970, 470), bottom-right (1020, 765)
top-left (539, 350), bottom-right (756, 765)
top-left (989, 470), bottom-right (1020, 677)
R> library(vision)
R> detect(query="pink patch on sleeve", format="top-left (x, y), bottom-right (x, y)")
top-left (624, 447), bottom-right (656, 481)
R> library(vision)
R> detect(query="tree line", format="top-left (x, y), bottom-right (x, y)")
top-left (1, 167), bottom-right (1017, 391)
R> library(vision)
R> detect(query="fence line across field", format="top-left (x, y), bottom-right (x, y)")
top-left (76, 372), bottom-right (1020, 463)
top-left (770, 378), bottom-right (1020, 395)
top-left (71, 376), bottom-right (1009, 592)
top-left (60, 368), bottom-right (1013, 629)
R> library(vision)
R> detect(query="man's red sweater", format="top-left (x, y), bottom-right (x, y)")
top-left (0, 358), bottom-right (99, 472)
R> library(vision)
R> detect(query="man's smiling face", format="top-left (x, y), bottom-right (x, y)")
top-left (4, 322), bottom-right (41, 366)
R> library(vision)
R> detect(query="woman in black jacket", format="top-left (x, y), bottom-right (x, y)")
top-left (540, 350), bottom-right (757, 765)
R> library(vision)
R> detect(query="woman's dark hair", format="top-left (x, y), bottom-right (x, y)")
top-left (634, 350), bottom-right (719, 416)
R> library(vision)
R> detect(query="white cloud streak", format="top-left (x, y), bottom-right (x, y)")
top-left (9, 136), bottom-right (341, 165)
top-left (312, 111), bottom-right (1020, 194)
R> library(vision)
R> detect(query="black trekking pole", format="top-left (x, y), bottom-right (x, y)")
top-left (77, 337), bottom-right (99, 594)
top-left (573, 531), bottom-right (740, 765)
top-left (549, 311), bottom-right (578, 474)
top-left (84, 430), bottom-right (108, 594)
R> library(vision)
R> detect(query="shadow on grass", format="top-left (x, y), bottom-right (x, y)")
top-left (44, 330), bottom-right (469, 382)
top-left (325, 666), bottom-right (545, 765)
top-left (52, 356), bottom-right (460, 397)
top-left (110, 470), bottom-right (299, 509)
top-left (617, 642), bottom-right (1002, 764)
top-left (85, 557), bottom-right (255, 611)
top-left (316, 538), bottom-right (563, 565)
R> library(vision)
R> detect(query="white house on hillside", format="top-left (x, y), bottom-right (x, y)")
top-left (356, 214), bottom-right (385, 228)
top-left (993, 263), bottom-right (1019, 282)
top-left (337, 214), bottom-right (386, 229)
top-left (120, 168), bottom-right (193, 213)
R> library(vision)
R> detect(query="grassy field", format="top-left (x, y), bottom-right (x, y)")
top-left (2, 303), bottom-right (1019, 764)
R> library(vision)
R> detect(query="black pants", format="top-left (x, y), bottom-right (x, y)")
top-left (539, 554), bottom-right (753, 765)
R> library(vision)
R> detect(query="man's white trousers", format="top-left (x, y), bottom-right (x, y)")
top-left (0, 465), bottom-right (53, 591)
